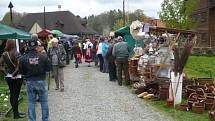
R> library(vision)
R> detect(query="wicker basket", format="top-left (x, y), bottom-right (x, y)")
top-left (206, 93), bottom-right (215, 99)
top-left (196, 88), bottom-right (205, 95)
top-left (205, 99), bottom-right (215, 110)
top-left (186, 85), bottom-right (206, 97)
top-left (192, 102), bottom-right (205, 114)
top-left (188, 93), bottom-right (198, 109)
top-left (180, 103), bottom-right (189, 111)
top-left (197, 95), bottom-right (206, 102)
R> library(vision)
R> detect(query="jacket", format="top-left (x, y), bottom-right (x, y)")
top-left (102, 42), bottom-right (109, 57)
top-left (47, 44), bottom-right (66, 66)
top-left (19, 50), bottom-right (50, 81)
top-left (112, 42), bottom-right (131, 59)
top-left (105, 44), bottom-right (115, 63)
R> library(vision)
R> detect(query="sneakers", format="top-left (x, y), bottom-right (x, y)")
top-left (14, 113), bottom-right (25, 119)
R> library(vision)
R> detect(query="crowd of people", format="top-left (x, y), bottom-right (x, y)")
top-left (0, 34), bottom-right (132, 121)
top-left (78, 36), bottom-right (132, 86)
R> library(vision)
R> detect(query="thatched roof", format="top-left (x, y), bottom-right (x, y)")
top-left (16, 11), bottom-right (96, 35)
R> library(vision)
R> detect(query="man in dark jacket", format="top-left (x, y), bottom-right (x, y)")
top-left (19, 35), bottom-right (50, 121)
top-left (112, 36), bottom-right (131, 86)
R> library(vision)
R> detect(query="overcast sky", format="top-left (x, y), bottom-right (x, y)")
top-left (0, 0), bottom-right (163, 20)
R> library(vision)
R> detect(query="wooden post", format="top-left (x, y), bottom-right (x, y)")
top-left (8, 2), bottom-right (14, 25)
top-left (123, 0), bottom-right (125, 27)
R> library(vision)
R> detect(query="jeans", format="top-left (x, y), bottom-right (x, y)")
top-left (92, 52), bottom-right (98, 66)
top-left (97, 54), bottom-right (104, 72)
top-left (66, 53), bottom-right (70, 64)
top-left (102, 57), bottom-right (109, 73)
top-left (26, 80), bottom-right (49, 121)
top-left (5, 77), bottom-right (23, 116)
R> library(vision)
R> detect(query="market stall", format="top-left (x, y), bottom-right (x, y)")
top-left (0, 23), bottom-right (31, 54)
top-left (116, 21), bottom-right (198, 108)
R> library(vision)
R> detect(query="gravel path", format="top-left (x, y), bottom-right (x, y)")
top-left (37, 62), bottom-right (172, 121)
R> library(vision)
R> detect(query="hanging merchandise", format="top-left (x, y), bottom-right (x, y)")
top-left (130, 20), bottom-right (144, 41)
top-left (133, 44), bottom-right (143, 57)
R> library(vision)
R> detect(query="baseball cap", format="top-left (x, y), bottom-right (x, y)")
top-left (28, 34), bottom-right (38, 47)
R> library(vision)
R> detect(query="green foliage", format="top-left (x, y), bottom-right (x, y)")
top-left (127, 9), bottom-right (146, 24)
top-left (185, 56), bottom-right (215, 78)
top-left (159, 0), bottom-right (199, 29)
top-left (0, 93), bottom-right (10, 113)
top-left (112, 19), bottom-right (124, 31)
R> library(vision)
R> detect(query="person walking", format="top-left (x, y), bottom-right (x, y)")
top-left (102, 38), bottom-right (109, 73)
top-left (106, 40), bottom-right (117, 81)
top-left (72, 41), bottom-right (82, 68)
top-left (97, 38), bottom-right (104, 72)
top-left (92, 38), bottom-right (99, 66)
top-left (84, 39), bottom-right (93, 67)
top-left (0, 40), bottom-right (25, 119)
top-left (48, 38), bottom-right (66, 92)
top-left (19, 36), bottom-right (50, 121)
top-left (112, 36), bottom-right (132, 86)
top-left (63, 40), bottom-right (71, 65)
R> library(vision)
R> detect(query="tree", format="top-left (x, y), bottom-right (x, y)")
top-left (127, 9), bottom-right (146, 24)
top-left (112, 19), bottom-right (124, 31)
top-left (87, 9), bottom-right (146, 34)
top-left (159, 0), bottom-right (199, 29)
top-left (1, 10), bottom-right (25, 25)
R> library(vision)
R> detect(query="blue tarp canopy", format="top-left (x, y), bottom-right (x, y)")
top-left (60, 35), bottom-right (79, 42)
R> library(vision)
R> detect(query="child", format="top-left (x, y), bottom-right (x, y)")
top-left (72, 41), bottom-right (82, 68)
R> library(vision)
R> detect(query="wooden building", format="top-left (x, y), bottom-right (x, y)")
top-left (193, 0), bottom-right (215, 47)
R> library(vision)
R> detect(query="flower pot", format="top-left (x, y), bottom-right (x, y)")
top-left (166, 99), bottom-right (174, 108)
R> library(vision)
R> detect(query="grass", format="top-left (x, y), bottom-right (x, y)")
top-left (185, 56), bottom-right (215, 78)
top-left (0, 79), bottom-right (28, 121)
top-left (145, 99), bottom-right (210, 121)
top-left (3, 95), bottom-right (28, 121)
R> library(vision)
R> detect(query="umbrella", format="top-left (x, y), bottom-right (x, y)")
top-left (0, 23), bottom-right (31, 39)
top-left (51, 29), bottom-right (64, 37)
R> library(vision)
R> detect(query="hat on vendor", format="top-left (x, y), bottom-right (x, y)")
top-left (117, 36), bottom-right (123, 42)
top-left (28, 34), bottom-right (38, 49)
top-left (51, 38), bottom-right (59, 43)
